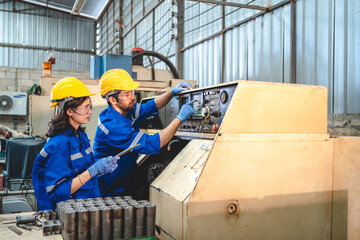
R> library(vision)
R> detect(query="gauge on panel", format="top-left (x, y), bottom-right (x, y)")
top-left (220, 90), bottom-right (229, 104)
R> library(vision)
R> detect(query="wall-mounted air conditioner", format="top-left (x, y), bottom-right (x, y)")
top-left (0, 91), bottom-right (28, 116)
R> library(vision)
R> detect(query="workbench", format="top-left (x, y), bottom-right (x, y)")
top-left (0, 212), bottom-right (61, 239)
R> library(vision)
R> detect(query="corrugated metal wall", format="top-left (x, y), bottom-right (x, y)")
top-left (121, 0), bottom-right (176, 68)
top-left (97, 0), bottom-right (360, 114)
top-left (96, 0), bottom-right (120, 55)
top-left (333, 0), bottom-right (360, 113)
top-left (0, 1), bottom-right (94, 71)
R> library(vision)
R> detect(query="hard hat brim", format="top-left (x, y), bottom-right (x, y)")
top-left (49, 93), bottom-right (96, 107)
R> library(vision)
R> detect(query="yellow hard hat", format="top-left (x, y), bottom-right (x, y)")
top-left (50, 77), bottom-right (95, 107)
top-left (99, 69), bottom-right (140, 96)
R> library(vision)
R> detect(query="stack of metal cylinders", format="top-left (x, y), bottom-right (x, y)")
top-left (57, 196), bottom-right (156, 239)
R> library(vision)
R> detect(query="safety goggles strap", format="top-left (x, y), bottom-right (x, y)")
top-left (56, 97), bottom-right (74, 110)
top-left (103, 90), bottom-right (120, 101)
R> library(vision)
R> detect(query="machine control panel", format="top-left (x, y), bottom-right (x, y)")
top-left (138, 82), bottom-right (238, 137)
top-left (177, 83), bottom-right (237, 134)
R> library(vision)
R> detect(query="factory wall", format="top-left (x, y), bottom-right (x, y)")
top-left (0, 66), bottom-right (89, 92)
top-left (97, 0), bottom-right (360, 117)
top-left (328, 114), bottom-right (360, 137)
top-left (0, 66), bottom-right (90, 132)
top-left (0, 1), bottom-right (95, 71)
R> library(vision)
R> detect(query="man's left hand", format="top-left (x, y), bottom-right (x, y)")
top-left (172, 82), bottom-right (193, 95)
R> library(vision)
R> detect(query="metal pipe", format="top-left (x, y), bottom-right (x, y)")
top-left (290, 0), bottom-right (296, 84)
top-left (62, 209), bottom-right (77, 240)
top-left (100, 206), bottom-right (112, 240)
top-left (145, 203), bottom-right (156, 237)
top-left (221, 3), bottom-right (225, 83)
top-left (89, 207), bottom-right (101, 240)
top-left (176, 0), bottom-right (185, 78)
top-left (112, 205), bottom-right (124, 239)
top-left (124, 205), bottom-right (134, 238)
top-left (0, 42), bottom-right (94, 54)
top-left (187, 0), bottom-right (268, 11)
top-left (77, 208), bottom-right (89, 240)
top-left (135, 204), bottom-right (145, 237)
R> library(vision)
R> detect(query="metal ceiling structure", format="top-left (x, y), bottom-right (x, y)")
top-left (16, 0), bottom-right (272, 20)
top-left (187, 0), bottom-right (269, 11)
top-left (19, 0), bottom-right (110, 19)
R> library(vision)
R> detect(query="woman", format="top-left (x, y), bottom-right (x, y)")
top-left (32, 77), bottom-right (118, 210)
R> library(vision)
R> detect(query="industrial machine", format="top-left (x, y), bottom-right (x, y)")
top-left (146, 80), bottom-right (359, 240)
top-left (137, 82), bottom-right (237, 196)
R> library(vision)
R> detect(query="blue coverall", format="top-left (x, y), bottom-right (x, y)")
top-left (32, 129), bottom-right (100, 210)
top-left (93, 100), bottom-right (160, 197)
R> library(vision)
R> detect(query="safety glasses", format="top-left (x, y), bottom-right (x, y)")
top-left (73, 103), bottom-right (93, 115)
top-left (117, 90), bottom-right (135, 100)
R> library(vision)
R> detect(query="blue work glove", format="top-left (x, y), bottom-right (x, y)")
top-left (88, 156), bottom-right (118, 178)
top-left (171, 81), bottom-right (193, 95)
top-left (176, 100), bottom-right (195, 123)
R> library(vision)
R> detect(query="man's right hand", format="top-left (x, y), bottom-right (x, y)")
top-left (176, 100), bottom-right (195, 123)
top-left (88, 156), bottom-right (118, 177)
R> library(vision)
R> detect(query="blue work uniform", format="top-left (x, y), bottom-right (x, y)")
top-left (32, 129), bottom-right (100, 210)
top-left (93, 100), bottom-right (160, 197)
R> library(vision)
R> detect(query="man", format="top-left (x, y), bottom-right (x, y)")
top-left (93, 69), bottom-right (194, 197)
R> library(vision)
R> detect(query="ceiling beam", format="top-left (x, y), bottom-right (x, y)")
top-left (20, 0), bottom-right (95, 19)
top-left (0, 42), bottom-right (95, 54)
top-left (186, 0), bottom-right (268, 12)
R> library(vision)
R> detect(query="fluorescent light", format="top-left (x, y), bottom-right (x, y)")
top-left (72, 0), bottom-right (88, 15)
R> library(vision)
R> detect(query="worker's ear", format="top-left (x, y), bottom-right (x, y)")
top-left (109, 96), bottom-right (117, 106)
top-left (66, 108), bottom-right (74, 116)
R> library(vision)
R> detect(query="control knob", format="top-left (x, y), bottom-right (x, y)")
top-left (201, 106), bottom-right (211, 119)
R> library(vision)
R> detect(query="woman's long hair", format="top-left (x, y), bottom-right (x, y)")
top-left (46, 97), bottom-right (88, 137)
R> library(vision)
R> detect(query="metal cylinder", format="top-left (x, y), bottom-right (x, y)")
top-left (94, 197), bottom-right (104, 205)
top-left (74, 203), bottom-right (85, 209)
top-left (100, 206), bottom-right (112, 240)
top-left (145, 203), bottom-right (156, 237)
top-left (56, 204), bottom-right (65, 223)
top-left (89, 207), bottom-right (101, 240)
top-left (85, 201), bottom-right (95, 208)
top-left (135, 204), bottom-right (145, 237)
top-left (56, 201), bottom-right (65, 213)
top-left (123, 196), bottom-right (132, 202)
top-left (124, 205), bottom-right (134, 238)
top-left (116, 199), bottom-right (127, 205)
top-left (77, 208), bottom-right (89, 240)
top-left (105, 200), bottom-right (116, 206)
top-left (112, 205), bottom-right (124, 239)
top-left (114, 196), bottom-right (122, 201)
top-left (66, 199), bottom-right (76, 204)
top-left (128, 199), bottom-right (138, 206)
top-left (62, 209), bottom-right (77, 240)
